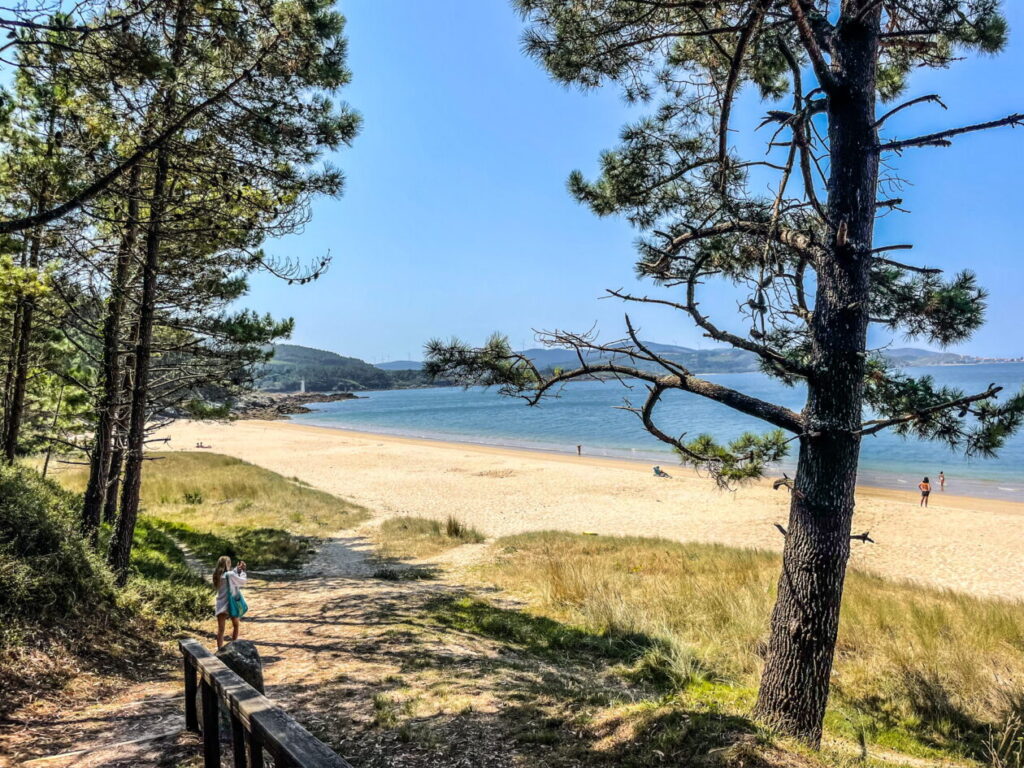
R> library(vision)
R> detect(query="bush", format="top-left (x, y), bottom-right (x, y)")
top-left (0, 464), bottom-right (113, 628)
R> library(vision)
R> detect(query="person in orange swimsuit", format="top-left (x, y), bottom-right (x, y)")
top-left (918, 477), bottom-right (931, 507)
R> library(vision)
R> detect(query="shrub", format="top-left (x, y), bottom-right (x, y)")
top-left (0, 464), bottom-right (113, 628)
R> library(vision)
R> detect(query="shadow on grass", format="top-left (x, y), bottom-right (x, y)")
top-left (280, 588), bottom-right (767, 768)
top-left (834, 670), bottom-right (993, 761)
top-left (149, 518), bottom-right (314, 571)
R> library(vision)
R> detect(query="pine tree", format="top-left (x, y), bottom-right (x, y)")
top-left (426, 0), bottom-right (1024, 745)
top-left (99, 0), bottom-right (358, 581)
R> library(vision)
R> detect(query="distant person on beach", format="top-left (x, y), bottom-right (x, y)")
top-left (653, 465), bottom-right (671, 478)
top-left (919, 477), bottom-right (931, 507)
top-left (939, 471), bottom-right (946, 492)
top-left (577, 444), bottom-right (581, 456)
top-left (213, 556), bottom-right (248, 649)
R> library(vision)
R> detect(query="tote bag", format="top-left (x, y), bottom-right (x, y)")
top-left (225, 572), bottom-right (248, 618)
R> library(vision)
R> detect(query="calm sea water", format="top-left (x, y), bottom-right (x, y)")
top-left (291, 363), bottom-right (1024, 501)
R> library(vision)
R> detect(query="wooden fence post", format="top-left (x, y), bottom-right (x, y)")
top-left (201, 677), bottom-right (220, 768)
top-left (183, 654), bottom-right (198, 732)
top-left (248, 727), bottom-right (265, 768)
top-left (230, 710), bottom-right (247, 768)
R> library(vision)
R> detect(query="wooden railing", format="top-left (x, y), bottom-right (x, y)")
top-left (180, 638), bottom-right (352, 768)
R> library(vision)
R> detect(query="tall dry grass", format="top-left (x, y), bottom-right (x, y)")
top-left (51, 452), bottom-right (369, 536)
top-left (376, 515), bottom-right (485, 560)
top-left (484, 532), bottom-right (1024, 759)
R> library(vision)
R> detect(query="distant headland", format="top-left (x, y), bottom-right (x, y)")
top-left (257, 342), bottom-right (1021, 394)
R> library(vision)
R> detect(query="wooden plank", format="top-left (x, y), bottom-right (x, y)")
top-left (250, 707), bottom-right (352, 768)
top-left (180, 638), bottom-right (352, 768)
top-left (180, 638), bottom-right (215, 661)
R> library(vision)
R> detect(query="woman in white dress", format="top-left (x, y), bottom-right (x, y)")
top-left (213, 555), bottom-right (247, 649)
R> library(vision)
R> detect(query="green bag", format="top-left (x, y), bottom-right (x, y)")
top-left (226, 572), bottom-right (248, 618)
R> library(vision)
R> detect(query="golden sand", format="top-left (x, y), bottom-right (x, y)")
top-left (159, 419), bottom-right (1024, 602)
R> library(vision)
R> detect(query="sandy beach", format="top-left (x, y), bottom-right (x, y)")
top-left (159, 419), bottom-right (1024, 602)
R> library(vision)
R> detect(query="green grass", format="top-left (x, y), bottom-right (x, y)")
top-left (149, 519), bottom-right (313, 570)
top-left (473, 531), bottom-right (1024, 764)
top-left (376, 515), bottom-right (485, 560)
top-left (52, 451), bottom-right (370, 535)
top-left (121, 519), bottom-right (211, 628)
top-left (51, 452), bottom-right (370, 571)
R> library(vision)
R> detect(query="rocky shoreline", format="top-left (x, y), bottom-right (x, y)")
top-left (234, 391), bottom-right (359, 420)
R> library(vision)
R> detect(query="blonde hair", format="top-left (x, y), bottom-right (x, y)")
top-left (213, 555), bottom-right (232, 588)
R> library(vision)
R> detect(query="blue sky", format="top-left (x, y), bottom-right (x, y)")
top-left (245, 1), bottom-right (1024, 363)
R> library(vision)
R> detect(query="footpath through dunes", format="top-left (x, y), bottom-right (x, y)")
top-left (160, 419), bottom-right (1024, 602)
top-left (7, 451), bottom-right (1022, 767)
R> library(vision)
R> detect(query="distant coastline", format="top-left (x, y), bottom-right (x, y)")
top-left (256, 342), bottom-right (1023, 396)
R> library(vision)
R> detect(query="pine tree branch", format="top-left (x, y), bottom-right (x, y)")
top-left (621, 380), bottom-right (714, 461)
top-left (718, 0), bottom-right (771, 169)
top-left (0, 37), bottom-right (281, 235)
top-left (787, 0), bottom-right (837, 93)
top-left (859, 385), bottom-right (1002, 436)
top-left (520, 338), bottom-right (804, 434)
top-left (879, 113), bottom-right (1024, 152)
top-left (662, 220), bottom-right (821, 257)
top-left (873, 94), bottom-right (946, 129)
top-left (872, 257), bottom-right (942, 275)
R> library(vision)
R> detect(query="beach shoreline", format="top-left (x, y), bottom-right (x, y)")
top-left (289, 411), bottom-right (1019, 503)
top-left (155, 419), bottom-right (1024, 601)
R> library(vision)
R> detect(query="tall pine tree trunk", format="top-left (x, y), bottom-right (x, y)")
top-left (754, 12), bottom-right (880, 745)
top-left (103, 445), bottom-right (124, 524)
top-left (2, 109), bottom-right (56, 464)
top-left (1, 300), bottom-right (26, 459)
top-left (108, 0), bottom-right (189, 583)
top-left (82, 164), bottom-right (142, 536)
top-left (1, 227), bottom-right (43, 463)
top-left (107, 154), bottom-right (171, 583)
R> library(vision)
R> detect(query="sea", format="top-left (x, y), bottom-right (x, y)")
top-left (290, 363), bottom-right (1024, 502)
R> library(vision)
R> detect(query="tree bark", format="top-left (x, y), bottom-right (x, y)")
top-left (1, 109), bottom-right (56, 463)
top-left (108, 0), bottom-right (189, 584)
top-left (1, 227), bottom-right (42, 464)
top-left (1, 299), bottom-right (26, 459)
top-left (103, 445), bottom-right (124, 524)
top-left (754, 10), bottom-right (881, 746)
top-left (107, 153), bottom-right (171, 583)
top-left (82, 164), bottom-right (141, 536)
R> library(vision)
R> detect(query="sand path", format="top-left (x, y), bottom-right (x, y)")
top-left (161, 420), bottom-right (1024, 602)
top-left (5, 527), bottom-right (677, 768)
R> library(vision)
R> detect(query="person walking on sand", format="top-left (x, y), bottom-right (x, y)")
top-left (939, 471), bottom-right (946, 492)
top-left (919, 477), bottom-right (932, 508)
top-left (213, 556), bottom-right (248, 649)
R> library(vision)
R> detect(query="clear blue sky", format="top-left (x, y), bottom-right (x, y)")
top-left (244, 1), bottom-right (1024, 363)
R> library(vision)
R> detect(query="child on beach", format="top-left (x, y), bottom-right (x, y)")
top-left (213, 556), bottom-right (248, 649)
top-left (919, 477), bottom-right (931, 507)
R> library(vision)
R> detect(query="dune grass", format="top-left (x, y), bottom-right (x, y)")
top-left (52, 452), bottom-right (370, 570)
top-left (474, 531), bottom-right (1024, 764)
top-left (375, 515), bottom-right (485, 561)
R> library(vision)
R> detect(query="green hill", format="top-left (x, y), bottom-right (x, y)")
top-left (256, 344), bottom-right (437, 392)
